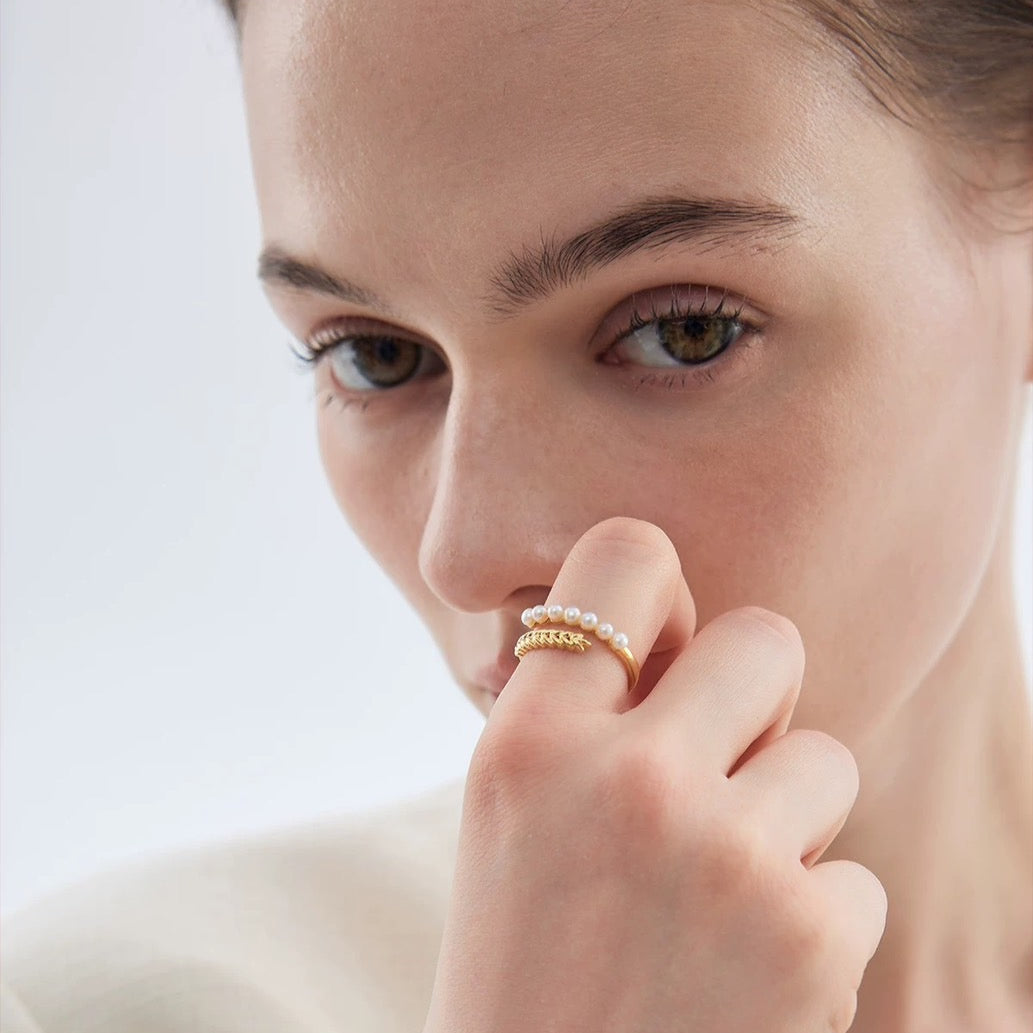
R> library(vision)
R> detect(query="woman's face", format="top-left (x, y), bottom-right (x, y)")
top-left (242, 0), bottom-right (1030, 733)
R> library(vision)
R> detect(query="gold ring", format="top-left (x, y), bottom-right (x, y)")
top-left (514, 628), bottom-right (640, 693)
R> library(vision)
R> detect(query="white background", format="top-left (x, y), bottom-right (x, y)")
top-left (1, 0), bottom-right (1030, 918)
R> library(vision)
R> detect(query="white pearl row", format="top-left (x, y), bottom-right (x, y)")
top-left (520, 604), bottom-right (630, 653)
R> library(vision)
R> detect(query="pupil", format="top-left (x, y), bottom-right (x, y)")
top-left (375, 339), bottom-right (400, 364)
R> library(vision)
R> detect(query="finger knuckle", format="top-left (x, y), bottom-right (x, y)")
top-left (469, 707), bottom-right (559, 793)
top-left (788, 729), bottom-right (859, 786)
top-left (785, 902), bottom-right (835, 963)
top-left (813, 859), bottom-right (889, 947)
top-left (599, 742), bottom-right (682, 841)
top-left (825, 991), bottom-right (859, 1033)
top-left (852, 861), bottom-right (889, 924)
top-left (696, 812), bottom-right (773, 898)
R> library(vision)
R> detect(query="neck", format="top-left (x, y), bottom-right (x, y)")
top-left (834, 538), bottom-right (1033, 1033)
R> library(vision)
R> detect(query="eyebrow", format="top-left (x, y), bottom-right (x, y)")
top-left (257, 193), bottom-right (802, 321)
top-left (258, 246), bottom-right (397, 314)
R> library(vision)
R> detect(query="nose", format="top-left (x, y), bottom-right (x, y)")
top-left (417, 372), bottom-right (587, 614)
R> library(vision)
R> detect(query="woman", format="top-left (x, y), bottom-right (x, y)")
top-left (3, 1), bottom-right (1030, 1031)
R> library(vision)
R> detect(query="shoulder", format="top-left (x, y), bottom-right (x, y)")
top-left (1, 778), bottom-right (465, 1033)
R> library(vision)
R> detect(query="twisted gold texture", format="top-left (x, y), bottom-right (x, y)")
top-left (514, 628), bottom-right (640, 692)
top-left (514, 629), bottom-right (593, 656)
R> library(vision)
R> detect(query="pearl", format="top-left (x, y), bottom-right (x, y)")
top-left (596, 623), bottom-right (614, 641)
top-left (547, 604), bottom-right (564, 622)
top-left (521, 608), bottom-right (535, 627)
top-left (613, 632), bottom-right (629, 651)
top-left (579, 612), bottom-right (598, 631)
top-left (532, 605), bottom-right (547, 624)
top-left (564, 606), bottom-right (581, 625)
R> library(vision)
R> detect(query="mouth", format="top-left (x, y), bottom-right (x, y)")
top-left (473, 653), bottom-right (520, 700)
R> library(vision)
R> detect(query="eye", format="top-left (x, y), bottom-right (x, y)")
top-left (622, 312), bottom-right (743, 366)
top-left (603, 287), bottom-right (758, 372)
top-left (291, 328), bottom-right (446, 392)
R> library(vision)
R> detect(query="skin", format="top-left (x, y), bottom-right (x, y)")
top-left (238, 0), bottom-right (1033, 1028)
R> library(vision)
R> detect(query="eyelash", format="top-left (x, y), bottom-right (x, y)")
top-left (289, 285), bottom-right (759, 395)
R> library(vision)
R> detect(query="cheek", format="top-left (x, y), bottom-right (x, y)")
top-left (669, 271), bottom-right (1021, 742)
top-left (848, 280), bottom-right (1021, 660)
top-left (315, 397), bottom-right (437, 611)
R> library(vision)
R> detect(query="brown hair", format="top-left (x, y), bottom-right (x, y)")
top-left (219, 0), bottom-right (1033, 191)
top-left (791, 1), bottom-right (1032, 191)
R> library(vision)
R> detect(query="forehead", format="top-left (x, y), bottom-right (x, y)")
top-left (241, 0), bottom-right (868, 307)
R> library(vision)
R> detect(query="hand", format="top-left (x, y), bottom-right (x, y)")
top-left (423, 517), bottom-right (887, 1033)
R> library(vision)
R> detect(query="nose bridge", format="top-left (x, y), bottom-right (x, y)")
top-left (417, 371), bottom-right (568, 613)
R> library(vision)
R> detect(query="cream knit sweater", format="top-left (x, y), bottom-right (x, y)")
top-left (1, 777), bottom-right (465, 1033)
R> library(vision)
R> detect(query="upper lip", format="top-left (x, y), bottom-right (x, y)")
top-left (473, 653), bottom-right (520, 696)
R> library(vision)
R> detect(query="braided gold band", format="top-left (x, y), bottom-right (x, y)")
top-left (515, 629), bottom-right (593, 656)
top-left (514, 628), bottom-right (640, 692)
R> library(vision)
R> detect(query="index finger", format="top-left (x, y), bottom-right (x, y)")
top-left (505, 517), bottom-right (697, 715)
